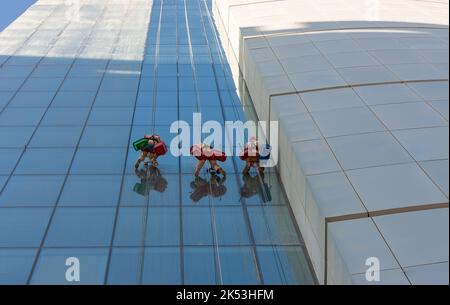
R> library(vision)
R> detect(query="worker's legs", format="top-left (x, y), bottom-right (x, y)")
top-left (210, 160), bottom-right (226, 175)
top-left (149, 153), bottom-right (158, 167)
top-left (242, 161), bottom-right (252, 175)
top-left (194, 160), bottom-right (206, 177)
top-left (243, 157), bottom-right (257, 175)
top-left (135, 151), bottom-right (149, 169)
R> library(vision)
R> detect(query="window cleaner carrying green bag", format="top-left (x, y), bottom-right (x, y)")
top-left (133, 135), bottom-right (167, 169)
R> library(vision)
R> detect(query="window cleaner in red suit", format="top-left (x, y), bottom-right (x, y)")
top-left (240, 136), bottom-right (265, 176)
top-left (190, 143), bottom-right (227, 177)
top-left (134, 135), bottom-right (167, 169)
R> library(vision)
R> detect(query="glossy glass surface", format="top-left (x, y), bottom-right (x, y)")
top-left (0, 0), bottom-right (314, 284)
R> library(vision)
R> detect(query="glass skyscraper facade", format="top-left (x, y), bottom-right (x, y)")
top-left (0, 0), bottom-right (315, 284)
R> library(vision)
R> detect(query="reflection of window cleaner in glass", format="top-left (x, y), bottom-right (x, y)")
top-left (133, 134), bottom-right (168, 170)
top-left (240, 137), bottom-right (270, 177)
top-left (133, 165), bottom-right (168, 196)
top-left (240, 173), bottom-right (272, 203)
top-left (190, 143), bottom-right (227, 177)
top-left (189, 174), bottom-right (227, 204)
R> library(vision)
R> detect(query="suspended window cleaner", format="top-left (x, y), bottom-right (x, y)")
top-left (133, 134), bottom-right (168, 169)
top-left (190, 143), bottom-right (227, 177)
top-left (239, 136), bottom-right (271, 177)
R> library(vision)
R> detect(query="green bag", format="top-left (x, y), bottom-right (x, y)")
top-left (133, 138), bottom-right (148, 151)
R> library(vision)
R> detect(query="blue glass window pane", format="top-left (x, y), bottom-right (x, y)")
top-left (60, 77), bottom-right (102, 92)
top-left (179, 107), bottom-right (200, 122)
top-left (142, 64), bottom-right (156, 77)
top-left (199, 91), bottom-right (220, 107)
top-left (157, 77), bottom-right (177, 92)
top-left (9, 92), bottom-right (55, 108)
top-left (179, 91), bottom-right (197, 107)
top-left (196, 77), bottom-right (217, 91)
top-left (0, 175), bottom-right (6, 190)
top-left (73, 58), bottom-right (108, 67)
top-left (41, 57), bottom-right (74, 66)
top-left (30, 248), bottom-right (109, 284)
top-left (70, 148), bottom-right (126, 174)
top-left (146, 207), bottom-right (180, 246)
top-left (0, 148), bottom-right (22, 175)
top-left (100, 77), bottom-right (139, 92)
top-left (0, 248), bottom-right (37, 284)
top-left (15, 148), bottom-right (75, 175)
top-left (137, 91), bottom-right (153, 107)
top-left (183, 207), bottom-right (213, 246)
top-left (29, 126), bottom-right (83, 147)
top-left (0, 92), bottom-right (14, 108)
top-left (0, 66), bottom-right (33, 78)
top-left (178, 64), bottom-right (194, 77)
top-left (0, 78), bottom-right (24, 91)
top-left (219, 246), bottom-right (259, 284)
top-left (132, 107), bottom-right (153, 125)
top-left (139, 77), bottom-right (154, 92)
top-left (184, 247), bottom-right (216, 284)
top-left (218, 91), bottom-right (234, 108)
top-left (107, 62), bottom-right (141, 73)
top-left (0, 108), bottom-right (46, 126)
top-left (152, 107), bottom-right (178, 125)
top-left (142, 247), bottom-right (181, 284)
top-left (45, 207), bottom-right (115, 247)
top-left (0, 208), bottom-right (52, 247)
top-left (257, 246), bottom-right (315, 285)
top-left (215, 207), bottom-right (250, 245)
top-left (32, 65), bottom-right (70, 78)
top-left (6, 56), bottom-right (40, 66)
top-left (22, 77), bottom-right (64, 92)
top-left (156, 91), bottom-right (178, 107)
top-left (59, 175), bottom-right (122, 206)
top-left (0, 175), bottom-right (65, 207)
top-left (107, 247), bottom-right (141, 285)
top-left (79, 125), bottom-right (130, 147)
top-left (94, 91), bottom-right (136, 107)
top-left (114, 207), bottom-right (145, 246)
top-left (199, 107), bottom-right (224, 122)
top-left (248, 206), bottom-right (301, 245)
top-left (215, 77), bottom-right (229, 91)
top-left (88, 107), bottom-right (134, 125)
top-left (68, 65), bottom-right (105, 78)
top-left (42, 107), bottom-right (90, 126)
top-left (157, 64), bottom-right (177, 77)
top-left (179, 77), bottom-right (195, 91)
top-left (52, 91), bottom-right (96, 107)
